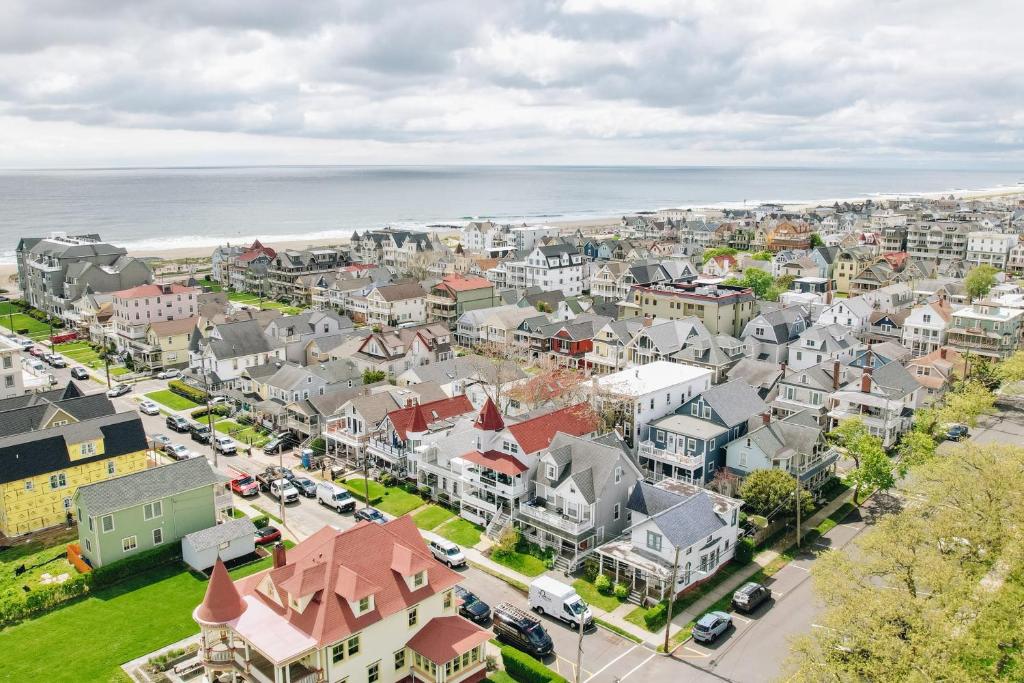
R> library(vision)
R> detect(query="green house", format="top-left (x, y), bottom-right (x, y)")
top-left (74, 457), bottom-right (220, 568)
top-left (427, 275), bottom-right (499, 328)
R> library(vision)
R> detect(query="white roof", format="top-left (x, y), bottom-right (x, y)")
top-left (593, 361), bottom-right (711, 397)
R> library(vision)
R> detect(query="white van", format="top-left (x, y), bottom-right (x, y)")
top-left (423, 531), bottom-right (466, 568)
top-left (316, 481), bottom-right (356, 513)
top-left (528, 576), bottom-right (593, 628)
top-left (27, 359), bottom-right (45, 373)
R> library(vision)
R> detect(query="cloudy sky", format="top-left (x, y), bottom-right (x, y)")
top-left (0, 0), bottom-right (1021, 168)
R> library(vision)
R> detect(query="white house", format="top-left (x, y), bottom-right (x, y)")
top-left (902, 299), bottom-right (954, 356)
top-left (787, 324), bottom-right (861, 371)
top-left (966, 231), bottom-right (1016, 270)
top-left (815, 296), bottom-right (873, 334)
top-left (827, 363), bottom-right (921, 448)
top-left (488, 244), bottom-right (585, 296)
top-left (365, 283), bottom-right (428, 328)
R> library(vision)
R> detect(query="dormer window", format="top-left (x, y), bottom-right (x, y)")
top-left (546, 464), bottom-right (557, 480)
top-left (413, 571), bottom-right (425, 588)
top-left (357, 595), bottom-right (373, 614)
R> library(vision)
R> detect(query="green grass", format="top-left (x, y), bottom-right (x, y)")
top-left (342, 477), bottom-right (386, 503)
top-left (109, 366), bottom-right (131, 377)
top-left (573, 578), bottom-right (626, 613)
top-left (197, 278), bottom-right (222, 292)
top-left (227, 291), bottom-right (304, 315)
top-left (340, 479), bottom-right (424, 516)
top-left (214, 420), bottom-right (270, 447)
top-left (490, 549), bottom-right (548, 577)
top-left (469, 560), bottom-right (528, 593)
top-left (487, 672), bottom-right (517, 683)
top-left (145, 389), bottom-right (199, 411)
top-left (0, 312), bottom-right (50, 338)
top-left (0, 551), bottom-right (286, 682)
top-left (0, 530), bottom-right (78, 606)
top-left (412, 505), bottom-right (455, 530)
top-left (436, 518), bottom-right (483, 547)
top-left (595, 618), bottom-right (643, 644)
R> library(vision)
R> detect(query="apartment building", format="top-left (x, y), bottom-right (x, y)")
top-left (966, 231), bottom-right (1016, 270)
top-left (906, 220), bottom-right (970, 261)
top-left (426, 275), bottom-right (498, 328)
top-left (487, 244), bottom-right (585, 296)
top-left (0, 337), bottom-right (26, 399)
top-left (267, 248), bottom-right (343, 300)
top-left (111, 282), bottom-right (199, 354)
top-left (624, 283), bottom-right (756, 337)
top-left (902, 299), bottom-right (954, 355)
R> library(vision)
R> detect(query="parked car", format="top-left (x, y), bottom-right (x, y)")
top-left (454, 586), bottom-right (491, 623)
top-left (107, 384), bottom-right (131, 398)
top-left (291, 477), bottom-right (317, 498)
top-left (692, 611), bottom-right (732, 644)
top-left (46, 354), bottom-right (67, 368)
top-left (166, 414), bottom-right (190, 432)
top-left (263, 432), bottom-right (297, 454)
top-left (139, 399), bottom-right (161, 416)
top-left (190, 422), bottom-right (212, 444)
top-left (209, 396), bottom-right (227, 405)
top-left (529, 576), bottom-right (592, 628)
top-left (229, 475), bottom-right (260, 497)
top-left (156, 368), bottom-right (180, 379)
top-left (214, 435), bottom-right (237, 455)
top-left (492, 602), bottom-right (553, 657)
top-left (731, 582), bottom-right (771, 613)
top-left (70, 366), bottom-right (90, 380)
top-left (166, 444), bottom-right (193, 461)
top-left (254, 526), bottom-right (281, 544)
top-left (16, 338), bottom-right (34, 350)
top-left (268, 479), bottom-right (300, 503)
top-left (29, 346), bottom-right (46, 357)
top-left (316, 482), bottom-right (356, 513)
top-left (150, 433), bottom-right (173, 452)
top-left (354, 507), bottom-right (387, 524)
top-left (945, 423), bottom-right (969, 441)
top-left (424, 532), bottom-right (467, 568)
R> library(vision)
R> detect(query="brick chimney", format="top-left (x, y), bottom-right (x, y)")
top-left (273, 542), bottom-right (287, 569)
top-left (833, 360), bottom-right (841, 390)
top-left (779, 361), bottom-right (787, 378)
top-left (761, 411), bottom-right (771, 426)
top-left (939, 347), bottom-right (948, 360)
top-left (860, 369), bottom-right (872, 393)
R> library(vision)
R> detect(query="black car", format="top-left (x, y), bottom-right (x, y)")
top-left (292, 477), bottom-right (317, 498)
top-left (454, 586), bottom-right (491, 623)
top-left (70, 367), bottom-right (89, 380)
top-left (190, 422), bottom-right (212, 444)
top-left (945, 423), bottom-right (969, 441)
top-left (731, 581), bottom-right (772, 613)
top-left (166, 414), bottom-right (190, 432)
top-left (263, 433), bottom-right (297, 454)
top-left (493, 602), bottom-right (553, 658)
top-left (354, 507), bottom-right (387, 524)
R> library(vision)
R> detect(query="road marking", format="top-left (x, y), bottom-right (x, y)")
top-left (839, 523), bottom-right (862, 529)
top-left (682, 646), bottom-right (708, 657)
top-left (583, 644), bottom-right (638, 682)
top-left (617, 652), bottom-right (657, 682)
top-left (789, 563), bottom-right (810, 572)
top-left (731, 614), bottom-right (752, 624)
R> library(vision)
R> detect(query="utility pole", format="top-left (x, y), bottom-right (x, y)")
top-left (103, 351), bottom-right (111, 389)
top-left (795, 475), bottom-right (803, 548)
top-left (663, 546), bottom-right (681, 653)
top-left (575, 603), bottom-right (585, 683)
top-left (279, 445), bottom-right (286, 527)
top-left (363, 450), bottom-right (371, 509)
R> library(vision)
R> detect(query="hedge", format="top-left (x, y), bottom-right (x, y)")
top-left (169, 379), bottom-right (208, 404)
top-left (500, 646), bottom-right (568, 683)
top-left (191, 405), bottom-right (230, 419)
top-left (643, 602), bottom-right (668, 630)
top-left (734, 537), bottom-right (756, 566)
top-left (251, 515), bottom-right (270, 529)
top-left (90, 543), bottom-right (181, 589)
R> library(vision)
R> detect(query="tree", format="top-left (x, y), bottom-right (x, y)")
top-left (738, 469), bottom-right (813, 518)
top-left (722, 268), bottom-right (774, 298)
top-left (936, 380), bottom-right (994, 427)
top-left (362, 369), bottom-right (386, 384)
top-left (809, 232), bottom-right (824, 248)
top-left (702, 246), bottom-right (738, 263)
top-left (896, 430), bottom-right (937, 476)
top-left (964, 264), bottom-right (998, 302)
top-left (828, 418), bottom-right (886, 505)
top-left (751, 251), bottom-right (772, 261)
top-left (847, 445), bottom-right (894, 500)
top-left (997, 350), bottom-right (1024, 384)
top-left (968, 357), bottom-right (1001, 390)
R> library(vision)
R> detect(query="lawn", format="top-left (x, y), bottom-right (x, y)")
top-left (0, 311), bottom-right (51, 339)
top-left (215, 420), bottom-right (271, 447)
top-left (145, 390), bottom-right (199, 411)
top-left (342, 477), bottom-right (386, 502)
top-left (573, 577), bottom-right (627, 613)
top-left (436, 518), bottom-right (483, 548)
top-left (342, 478), bottom-right (425, 517)
top-left (228, 291), bottom-right (304, 316)
top-left (490, 549), bottom-right (548, 577)
top-left (109, 366), bottom-right (132, 377)
top-left (487, 672), bottom-right (517, 683)
top-left (1, 552), bottom-right (285, 682)
top-left (197, 278), bottom-right (222, 292)
top-left (0, 529), bottom-right (78, 606)
top-left (412, 505), bottom-right (455, 531)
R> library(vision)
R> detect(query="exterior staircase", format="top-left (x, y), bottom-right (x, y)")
top-left (485, 510), bottom-right (511, 541)
top-left (627, 588), bottom-right (645, 605)
top-left (552, 555), bottom-right (572, 574)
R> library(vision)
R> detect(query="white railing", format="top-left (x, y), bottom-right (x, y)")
top-left (462, 469), bottom-right (526, 497)
top-left (516, 503), bottom-right (594, 534)
top-left (637, 441), bottom-right (702, 469)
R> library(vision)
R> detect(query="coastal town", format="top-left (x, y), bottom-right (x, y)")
top-left (2, 191), bottom-right (1024, 683)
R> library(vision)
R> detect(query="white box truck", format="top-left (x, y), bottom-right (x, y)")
top-left (528, 576), bottom-right (593, 628)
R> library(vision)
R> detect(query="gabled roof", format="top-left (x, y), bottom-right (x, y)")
top-left (372, 283), bottom-right (427, 302)
top-left (626, 481), bottom-right (730, 549)
top-left (388, 395), bottom-right (475, 440)
top-left (76, 457), bottom-right (219, 517)
top-left (695, 380), bottom-right (768, 427)
top-left (505, 403), bottom-right (596, 454)
top-left (535, 433), bottom-right (633, 504)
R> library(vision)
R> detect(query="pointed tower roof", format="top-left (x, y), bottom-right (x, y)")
top-left (194, 559), bottom-right (247, 626)
top-left (474, 397), bottom-right (505, 432)
top-left (408, 403), bottom-right (429, 434)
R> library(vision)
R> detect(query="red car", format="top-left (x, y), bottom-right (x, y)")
top-left (254, 526), bottom-right (281, 544)
top-left (29, 346), bottom-right (46, 357)
top-left (229, 476), bottom-right (260, 497)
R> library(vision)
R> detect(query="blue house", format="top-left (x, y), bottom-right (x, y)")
top-left (638, 380), bottom-right (767, 484)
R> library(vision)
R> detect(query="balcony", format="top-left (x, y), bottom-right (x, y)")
top-left (462, 467), bottom-right (526, 498)
top-left (367, 438), bottom-right (410, 464)
top-left (638, 441), bottom-right (702, 469)
top-left (517, 499), bottom-right (594, 535)
top-left (324, 423), bottom-right (370, 448)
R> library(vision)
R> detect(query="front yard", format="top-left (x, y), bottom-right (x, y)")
top-left (342, 478), bottom-right (425, 518)
top-left (214, 419), bottom-right (271, 447)
top-left (145, 389), bottom-right (199, 411)
top-left (573, 577), bottom-right (628, 613)
top-left (227, 292), bottom-right (305, 316)
top-left (435, 518), bottom-right (483, 547)
top-left (412, 505), bottom-right (455, 530)
top-left (0, 529), bottom-right (77, 607)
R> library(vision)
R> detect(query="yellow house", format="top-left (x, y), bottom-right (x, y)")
top-left (0, 389), bottom-right (149, 537)
top-left (146, 316), bottom-right (199, 369)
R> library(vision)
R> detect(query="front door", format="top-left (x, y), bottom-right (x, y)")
top-left (666, 433), bottom-right (676, 453)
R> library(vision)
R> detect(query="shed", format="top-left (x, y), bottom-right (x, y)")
top-left (182, 518), bottom-right (257, 571)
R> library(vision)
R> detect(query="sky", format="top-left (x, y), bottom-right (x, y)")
top-left (0, 0), bottom-right (1021, 169)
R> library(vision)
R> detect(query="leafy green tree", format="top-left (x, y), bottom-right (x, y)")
top-left (968, 357), bottom-right (1001, 390)
top-left (848, 444), bottom-right (894, 500)
top-left (809, 232), bottom-right (824, 248)
top-left (738, 468), bottom-right (813, 518)
top-left (773, 273), bottom-right (796, 291)
top-left (964, 264), bottom-right (998, 302)
top-left (362, 369), bottom-right (387, 384)
top-left (936, 380), bottom-right (994, 427)
top-left (997, 350), bottom-right (1024, 384)
top-left (722, 268), bottom-right (775, 298)
top-left (896, 430), bottom-right (937, 476)
top-left (701, 246), bottom-right (738, 263)
top-left (828, 418), bottom-right (886, 504)
top-left (751, 250), bottom-right (773, 261)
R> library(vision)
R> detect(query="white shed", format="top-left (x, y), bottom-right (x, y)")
top-left (182, 518), bottom-right (257, 572)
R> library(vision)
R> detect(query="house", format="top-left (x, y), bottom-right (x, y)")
top-left (543, 314), bottom-right (611, 369)
top-left (396, 356), bottom-right (528, 411)
top-left (267, 248), bottom-right (343, 301)
top-left (639, 380), bottom-right (767, 484)
top-left (0, 337), bottom-right (27, 399)
top-left (183, 518), bottom-right (257, 572)
top-left (189, 319), bottom-right (286, 389)
top-left (426, 275), bottom-right (498, 329)
top-left (902, 298), bottom-right (954, 355)
top-left (945, 302), bottom-right (1024, 360)
top-left (866, 310), bottom-right (909, 345)
top-left (701, 254), bottom-right (738, 278)
top-left (741, 307), bottom-right (808, 363)
top-left (965, 231), bottom-right (1016, 270)
top-left (589, 361), bottom-right (713, 452)
top-left (725, 358), bottom-right (784, 400)
top-left (766, 221), bottom-right (815, 251)
top-left (595, 480), bottom-right (742, 604)
top-left (725, 411), bottom-right (838, 491)
top-left (456, 305), bottom-right (538, 350)
top-left (584, 317), bottom-right (646, 375)
top-left (516, 433), bottom-right (641, 572)
top-left (0, 387), bottom-right (149, 536)
top-left (589, 261), bottom-right (631, 300)
top-left (365, 395), bottom-right (477, 473)
top-left (906, 347), bottom-right (966, 406)
top-left (487, 244), bottom-right (585, 296)
top-left (788, 324), bottom-right (861, 371)
top-left (111, 282), bottom-right (200, 359)
top-left (225, 240), bottom-right (277, 293)
top-left (74, 457), bottom-right (222, 568)
top-left (858, 282), bottom-right (914, 313)
top-left (350, 324), bottom-right (453, 377)
top-left (263, 310), bottom-right (354, 364)
top-left (815, 297), bottom-right (873, 334)
top-left (833, 246), bottom-right (876, 294)
top-left (210, 244), bottom-right (244, 284)
top-left (324, 392), bottom-right (404, 462)
top-left (827, 362), bottom-right (921, 448)
top-left (365, 283), bottom-right (428, 328)
top-left (192, 517), bottom-right (490, 683)
top-left (772, 360), bottom-right (853, 426)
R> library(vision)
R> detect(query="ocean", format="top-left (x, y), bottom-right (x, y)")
top-left (0, 165), bottom-right (1020, 263)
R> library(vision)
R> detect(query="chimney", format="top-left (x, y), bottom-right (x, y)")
top-left (939, 347), bottom-right (948, 360)
top-left (272, 542), bottom-right (287, 569)
top-left (779, 361), bottom-right (787, 378)
top-left (833, 360), bottom-right (841, 390)
top-left (864, 343), bottom-right (873, 369)
top-left (761, 411), bottom-right (771, 426)
top-left (405, 397), bottom-right (413, 407)
top-left (860, 370), bottom-right (872, 393)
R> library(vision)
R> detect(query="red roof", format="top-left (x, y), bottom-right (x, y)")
top-left (407, 615), bottom-right (491, 665)
top-left (195, 559), bottom-right (248, 625)
top-left (462, 450), bottom-right (528, 477)
top-left (228, 516), bottom-right (462, 647)
top-left (391, 544), bottom-right (434, 576)
top-left (473, 397), bottom-right (504, 431)
top-left (237, 241), bottom-right (277, 262)
top-left (389, 395), bottom-right (475, 440)
top-left (113, 283), bottom-right (198, 299)
top-left (436, 275), bottom-right (493, 293)
top-left (882, 251), bottom-right (909, 269)
top-left (506, 403), bottom-right (596, 454)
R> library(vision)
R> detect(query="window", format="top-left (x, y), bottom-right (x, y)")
top-left (122, 536), bottom-right (138, 552)
top-left (358, 596), bottom-right (370, 613)
top-left (393, 649), bottom-right (406, 670)
top-left (4, 376), bottom-right (13, 388)
top-left (546, 464), bottom-right (557, 480)
top-left (84, 538), bottom-right (91, 552)
top-left (368, 662), bottom-right (380, 683)
top-left (80, 442), bottom-right (97, 456)
top-left (50, 473), bottom-right (67, 489)
top-left (408, 606), bottom-right (418, 626)
top-left (24, 480), bottom-right (32, 491)
top-left (107, 461), bottom-right (116, 475)
top-left (152, 528), bottom-right (163, 545)
top-left (613, 503), bottom-right (620, 521)
top-left (614, 466), bottom-right (622, 484)
top-left (102, 515), bottom-right (114, 532)
top-left (443, 590), bottom-right (452, 609)
top-left (413, 571), bottom-right (425, 588)
top-left (691, 403), bottom-right (699, 416)
top-left (646, 531), bottom-right (663, 552)
top-left (332, 643), bottom-right (346, 663)
top-left (144, 501), bottom-right (162, 520)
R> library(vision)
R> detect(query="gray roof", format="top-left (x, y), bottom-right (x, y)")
top-left (726, 358), bottom-right (783, 391)
top-left (204, 319), bottom-right (284, 359)
top-left (694, 380), bottom-right (767, 427)
top-left (76, 457), bottom-right (219, 517)
top-left (745, 414), bottom-right (823, 458)
top-left (538, 433), bottom-right (634, 504)
top-left (184, 517), bottom-right (257, 551)
top-left (627, 482), bottom-right (726, 549)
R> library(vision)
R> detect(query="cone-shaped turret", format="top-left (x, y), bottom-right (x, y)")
top-left (474, 397), bottom-right (505, 432)
top-left (194, 558), bottom-right (247, 625)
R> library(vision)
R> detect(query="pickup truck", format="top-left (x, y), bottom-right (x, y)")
top-left (229, 475), bottom-right (260, 497)
top-left (268, 479), bottom-right (299, 504)
top-left (255, 466), bottom-right (294, 492)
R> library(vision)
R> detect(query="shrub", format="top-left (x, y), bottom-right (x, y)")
top-left (168, 379), bottom-right (208, 403)
top-left (0, 574), bottom-right (90, 627)
top-left (310, 437), bottom-right (326, 453)
top-left (594, 574), bottom-right (612, 595)
top-left (643, 602), bottom-right (668, 631)
top-left (734, 537), bottom-right (756, 566)
top-left (251, 515), bottom-right (270, 529)
top-left (500, 645), bottom-right (568, 683)
top-left (613, 583), bottom-right (629, 600)
top-left (191, 405), bottom-right (229, 419)
top-left (91, 543), bottom-right (180, 589)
